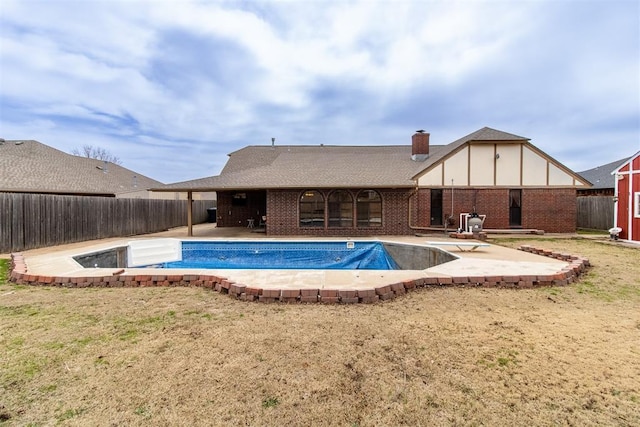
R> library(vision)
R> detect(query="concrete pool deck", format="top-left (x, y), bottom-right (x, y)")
top-left (8, 224), bottom-right (591, 303)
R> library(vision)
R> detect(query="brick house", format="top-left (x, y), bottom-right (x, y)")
top-left (0, 138), bottom-right (215, 200)
top-left (0, 139), bottom-right (163, 198)
top-left (613, 151), bottom-right (640, 243)
top-left (156, 127), bottom-right (590, 235)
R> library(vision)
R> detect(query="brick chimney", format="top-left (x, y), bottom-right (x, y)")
top-left (411, 130), bottom-right (429, 161)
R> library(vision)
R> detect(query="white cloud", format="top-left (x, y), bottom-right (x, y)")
top-left (0, 0), bottom-right (637, 182)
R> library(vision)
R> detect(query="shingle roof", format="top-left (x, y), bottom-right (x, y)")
top-left (451, 126), bottom-right (529, 143)
top-left (0, 139), bottom-right (163, 195)
top-left (154, 127), bottom-right (531, 191)
top-left (578, 156), bottom-right (631, 190)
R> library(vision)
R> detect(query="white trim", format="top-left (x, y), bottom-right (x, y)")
top-left (627, 186), bottom-right (633, 240)
top-left (613, 166), bottom-right (619, 229)
top-left (615, 170), bottom-right (640, 176)
top-left (635, 192), bottom-right (640, 219)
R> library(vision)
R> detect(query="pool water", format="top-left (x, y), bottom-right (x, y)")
top-left (162, 241), bottom-right (399, 270)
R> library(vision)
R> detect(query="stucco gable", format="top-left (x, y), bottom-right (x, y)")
top-left (411, 127), bottom-right (529, 180)
top-left (413, 133), bottom-right (590, 188)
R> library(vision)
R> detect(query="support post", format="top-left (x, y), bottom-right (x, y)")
top-left (187, 191), bottom-right (193, 237)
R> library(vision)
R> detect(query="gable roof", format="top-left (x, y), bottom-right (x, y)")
top-left (578, 156), bottom-right (632, 190)
top-left (612, 151), bottom-right (640, 174)
top-left (161, 145), bottom-right (435, 190)
top-left (409, 127), bottom-right (530, 180)
top-left (0, 139), bottom-right (163, 196)
top-left (153, 127), bottom-right (533, 191)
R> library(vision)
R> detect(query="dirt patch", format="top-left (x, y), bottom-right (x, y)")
top-left (0, 238), bottom-right (639, 426)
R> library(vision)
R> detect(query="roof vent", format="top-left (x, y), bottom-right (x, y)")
top-left (14, 141), bottom-right (24, 145)
top-left (96, 161), bottom-right (108, 173)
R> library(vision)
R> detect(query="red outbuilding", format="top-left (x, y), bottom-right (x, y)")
top-left (613, 151), bottom-right (640, 243)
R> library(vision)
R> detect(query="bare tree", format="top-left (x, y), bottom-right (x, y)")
top-left (72, 145), bottom-right (122, 165)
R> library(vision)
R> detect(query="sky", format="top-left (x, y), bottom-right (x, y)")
top-left (1, 0), bottom-right (639, 184)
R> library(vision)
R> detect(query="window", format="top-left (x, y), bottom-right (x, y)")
top-left (328, 191), bottom-right (353, 227)
top-left (231, 192), bottom-right (247, 206)
top-left (356, 190), bottom-right (382, 227)
top-left (635, 192), bottom-right (640, 218)
top-left (299, 190), bottom-right (325, 227)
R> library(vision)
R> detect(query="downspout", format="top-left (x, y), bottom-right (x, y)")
top-left (408, 186), bottom-right (448, 232)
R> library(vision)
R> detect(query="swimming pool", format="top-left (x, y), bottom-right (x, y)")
top-left (73, 238), bottom-right (459, 271)
top-left (164, 241), bottom-right (399, 270)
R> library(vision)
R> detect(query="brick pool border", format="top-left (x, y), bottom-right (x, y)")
top-left (8, 244), bottom-right (590, 304)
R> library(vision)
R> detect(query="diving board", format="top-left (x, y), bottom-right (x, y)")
top-left (426, 241), bottom-right (490, 252)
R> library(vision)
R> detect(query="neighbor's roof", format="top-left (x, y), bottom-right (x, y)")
top-left (578, 156), bottom-right (632, 190)
top-left (154, 127), bottom-right (530, 191)
top-left (0, 139), bottom-right (163, 195)
top-left (611, 150), bottom-right (640, 174)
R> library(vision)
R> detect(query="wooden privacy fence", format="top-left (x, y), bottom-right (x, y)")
top-left (576, 196), bottom-right (614, 231)
top-left (0, 193), bottom-right (212, 253)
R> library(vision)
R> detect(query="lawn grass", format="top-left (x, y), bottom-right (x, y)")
top-left (0, 239), bottom-right (639, 426)
top-left (0, 259), bottom-right (8, 284)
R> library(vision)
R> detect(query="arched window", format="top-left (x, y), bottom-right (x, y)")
top-left (357, 190), bottom-right (382, 227)
top-left (328, 190), bottom-right (353, 227)
top-left (299, 190), bottom-right (325, 227)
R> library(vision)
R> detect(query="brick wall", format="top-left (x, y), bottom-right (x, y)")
top-left (522, 188), bottom-right (577, 233)
top-left (266, 188), bottom-right (414, 236)
top-left (411, 188), bottom-right (504, 229)
top-left (217, 187), bottom-right (578, 234)
top-left (441, 188), bottom-right (510, 230)
top-left (411, 189), bottom-right (430, 227)
top-left (412, 188), bottom-right (577, 233)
